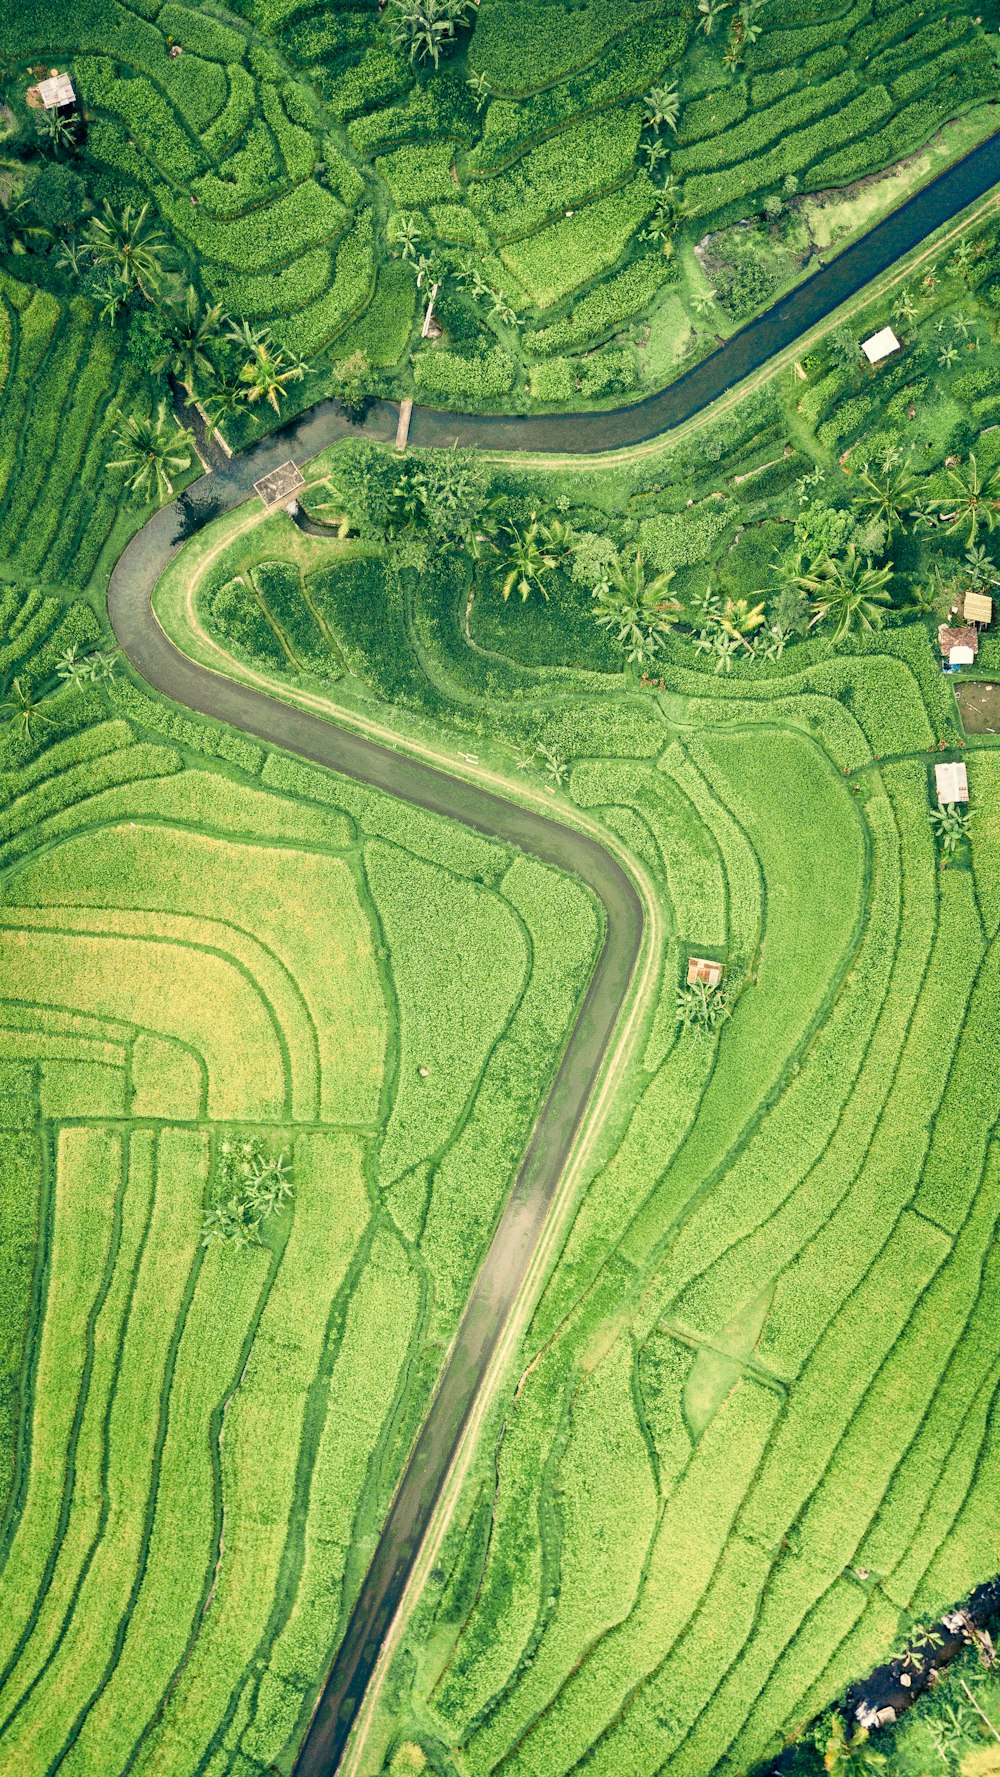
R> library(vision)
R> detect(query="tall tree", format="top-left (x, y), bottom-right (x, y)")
top-left (593, 555), bottom-right (683, 666)
top-left (83, 200), bottom-right (169, 300)
top-left (108, 401), bottom-right (194, 503)
top-left (924, 454), bottom-right (1000, 545)
top-left (799, 545), bottom-right (893, 642)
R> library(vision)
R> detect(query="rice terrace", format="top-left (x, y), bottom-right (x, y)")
top-left (6, 2), bottom-right (1000, 1776)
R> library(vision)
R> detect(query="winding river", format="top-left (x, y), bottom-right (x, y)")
top-left (105, 127), bottom-right (1000, 1775)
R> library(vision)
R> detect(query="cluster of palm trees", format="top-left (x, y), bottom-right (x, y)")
top-left (388, 0), bottom-right (476, 67)
top-left (54, 201), bottom-right (312, 439)
top-left (201, 1139), bottom-right (294, 1249)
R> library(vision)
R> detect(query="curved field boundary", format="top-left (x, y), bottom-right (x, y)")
top-left (102, 134), bottom-right (1000, 1777)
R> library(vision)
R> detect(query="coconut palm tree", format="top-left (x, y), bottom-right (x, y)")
top-left (240, 339), bottom-right (311, 412)
top-left (108, 402), bottom-right (194, 504)
top-left (1, 677), bottom-right (50, 742)
top-left (83, 200), bottom-right (169, 299)
top-left (160, 285), bottom-right (224, 397)
top-left (593, 556), bottom-right (683, 666)
top-left (926, 454), bottom-right (1000, 544)
top-left (499, 515), bottom-right (561, 603)
top-left (643, 85), bottom-right (680, 132)
top-left (800, 545), bottom-right (893, 642)
top-left (852, 453), bottom-right (916, 540)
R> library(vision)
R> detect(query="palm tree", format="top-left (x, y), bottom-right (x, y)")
top-left (644, 85), bottom-right (680, 132)
top-left (1, 677), bottom-right (49, 742)
top-left (108, 402), bottom-right (194, 504)
top-left (640, 138), bottom-right (670, 174)
top-left (467, 71), bottom-right (490, 112)
top-left (698, 0), bottom-right (731, 34)
top-left (930, 800), bottom-right (972, 865)
top-left (34, 105), bottom-right (80, 155)
top-left (926, 454), bottom-right (1000, 544)
top-left (240, 339), bottom-right (311, 412)
top-left (852, 453), bottom-right (916, 540)
top-left (83, 200), bottom-right (169, 299)
top-left (800, 545), bottom-right (893, 642)
top-left (499, 515), bottom-right (561, 603)
top-left (389, 0), bottom-right (474, 67)
top-left (389, 214), bottom-right (421, 262)
top-left (893, 287), bottom-right (917, 326)
top-left (161, 286), bottom-right (224, 397)
top-left (593, 556), bottom-right (683, 666)
top-left (938, 342), bottom-right (959, 369)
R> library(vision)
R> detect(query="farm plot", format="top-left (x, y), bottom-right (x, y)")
top-left (7, 0), bottom-right (998, 432)
top-left (0, 599), bottom-right (600, 1776)
top-left (190, 235), bottom-right (1000, 1772)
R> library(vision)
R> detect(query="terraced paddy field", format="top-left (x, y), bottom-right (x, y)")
top-left (4, 0), bottom-right (1000, 423)
top-left (0, 599), bottom-right (603, 1777)
top-left (145, 226), bottom-right (1000, 1776)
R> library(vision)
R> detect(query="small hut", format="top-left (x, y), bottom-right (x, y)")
top-left (935, 761), bottom-right (969, 805)
top-left (37, 71), bottom-right (76, 110)
top-left (938, 623), bottom-right (978, 670)
top-left (861, 326), bottom-right (900, 365)
top-left (963, 591), bottom-right (993, 628)
top-left (687, 956), bottom-right (723, 989)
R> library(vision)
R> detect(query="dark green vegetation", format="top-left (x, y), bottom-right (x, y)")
top-left (2, 0), bottom-right (1000, 434)
top-left (183, 222), bottom-right (1000, 1777)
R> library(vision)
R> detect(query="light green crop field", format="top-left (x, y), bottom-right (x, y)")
top-left (162, 232), bottom-right (1000, 1777)
top-left (0, 602), bottom-right (601, 1777)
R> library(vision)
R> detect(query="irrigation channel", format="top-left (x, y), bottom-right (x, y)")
top-left (105, 125), bottom-right (1000, 1776)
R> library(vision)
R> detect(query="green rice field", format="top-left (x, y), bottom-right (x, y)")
top-left (170, 218), bottom-right (1000, 1776)
top-left (0, 597), bottom-right (601, 1777)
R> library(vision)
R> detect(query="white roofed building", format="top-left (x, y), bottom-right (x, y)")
top-left (37, 72), bottom-right (76, 109)
top-left (861, 326), bottom-right (900, 365)
top-left (935, 761), bottom-right (969, 805)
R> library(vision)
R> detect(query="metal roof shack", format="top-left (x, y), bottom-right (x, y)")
top-left (861, 326), bottom-right (900, 365)
top-left (938, 623), bottom-right (978, 669)
top-left (37, 72), bottom-right (76, 109)
top-left (687, 956), bottom-right (723, 989)
top-left (964, 591), bottom-right (993, 627)
top-left (935, 761), bottom-right (969, 805)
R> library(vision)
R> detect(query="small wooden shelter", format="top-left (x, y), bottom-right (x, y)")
top-left (935, 761), bottom-right (969, 805)
top-left (687, 956), bottom-right (723, 989)
top-left (963, 591), bottom-right (993, 627)
top-left (861, 326), bottom-right (900, 365)
top-left (938, 623), bottom-right (978, 669)
top-left (37, 72), bottom-right (76, 109)
top-left (253, 460), bottom-right (304, 509)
